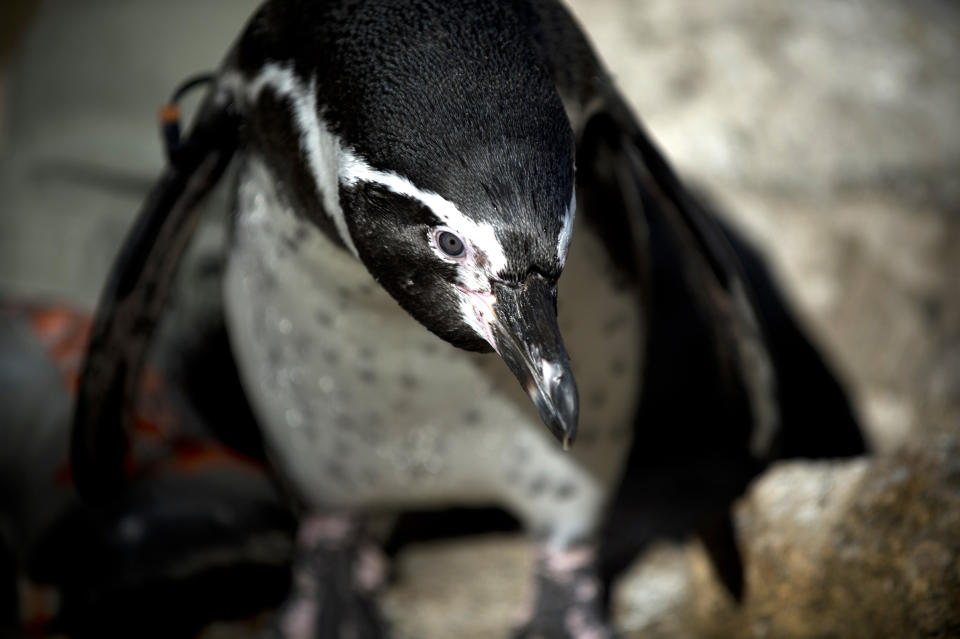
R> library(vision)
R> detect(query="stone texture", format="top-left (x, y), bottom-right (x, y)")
top-left (381, 536), bottom-right (532, 639)
top-left (739, 439), bottom-right (960, 639)
top-left (619, 437), bottom-right (960, 639)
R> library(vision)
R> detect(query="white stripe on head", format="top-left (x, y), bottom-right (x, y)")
top-left (226, 63), bottom-right (513, 280)
top-left (224, 65), bottom-right (578, 348)
top-left (339, 154), bottom-right (509, 277)
top-left (227, 64), bottom-right (360, 256)
top-left (341, 153), bottom-right (510, 345)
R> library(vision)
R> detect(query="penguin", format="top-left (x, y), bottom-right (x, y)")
top-left (71, 1), bottom-right (865, 637)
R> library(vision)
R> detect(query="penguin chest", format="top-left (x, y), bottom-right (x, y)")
top-left (223, 160), bottom-right (642, 531)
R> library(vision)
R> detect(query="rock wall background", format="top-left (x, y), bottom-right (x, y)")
top-left (1, 1), bottom-right (958, 637)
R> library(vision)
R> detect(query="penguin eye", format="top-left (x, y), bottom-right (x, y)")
top-left (436, 230), bottom-right (466, 257)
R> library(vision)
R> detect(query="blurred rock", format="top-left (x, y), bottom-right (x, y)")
top-left (381, 535), bottom-right (532, 639)
top-left (571, 0), bottom-right (960, 193)
top-left (735, 437), bottom-right (960, 638)
top-left (613, 437), bottom-right (960, 638)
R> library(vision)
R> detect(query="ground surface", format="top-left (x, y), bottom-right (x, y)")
top-left (1, 1), bottom-right (958, 637)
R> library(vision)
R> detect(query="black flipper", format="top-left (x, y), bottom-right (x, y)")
top-left (712, 214), bottom-right (867, 459)
top-left (696, 509), bottom-right (744, 603)
top-left (576, 108), bottom-right (760, 604)
top-left (579, 104), bottom-right (864, 601)
top-left (71, 89), bottom-right (240, 503)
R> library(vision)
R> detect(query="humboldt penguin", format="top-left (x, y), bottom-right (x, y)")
top-left (72, 1), bottom-right (865, 636)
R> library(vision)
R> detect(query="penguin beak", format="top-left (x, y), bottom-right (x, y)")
top-left (489, 275), bottom-right (579, 449)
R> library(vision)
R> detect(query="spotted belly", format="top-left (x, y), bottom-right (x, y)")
top-left (223, 159), bottom-right (643, 543)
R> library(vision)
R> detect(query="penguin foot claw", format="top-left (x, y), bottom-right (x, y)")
top-left (270, 514), bottom-right (389, 639)
top-left (511, 544), bottom-right (615, 639)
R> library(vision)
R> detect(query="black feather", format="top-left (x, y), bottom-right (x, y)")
top-left (71, 93), bottom-right (240, 503)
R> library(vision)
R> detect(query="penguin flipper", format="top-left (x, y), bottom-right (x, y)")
top-left (577, 102), bottom-right (774, 415)
top-left (603, 96), bottom-right (867, 462)
top-left (576, 105), bottom-right (774, 602)
top-left (71, 92), bottom-right (240, 503)
top-left (713, 216), bottom-right (867, 458)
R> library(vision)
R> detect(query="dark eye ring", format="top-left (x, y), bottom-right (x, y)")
top-left (436, 230), bottom-right (466, 257)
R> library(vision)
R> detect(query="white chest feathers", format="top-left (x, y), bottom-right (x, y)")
top-left (223, 158), bottom-right (643, 544)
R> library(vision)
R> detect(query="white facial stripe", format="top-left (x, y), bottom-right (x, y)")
top-left (225, 65), bottom-right (572, 349)
top-left (229, 64), bottom-right (360, 257)
top-left (340, 155), bottom-right (509, 277)
top-left (230, 64), bottom-right (511, 279)
top-left (558, 190), bottom-right (576, 262)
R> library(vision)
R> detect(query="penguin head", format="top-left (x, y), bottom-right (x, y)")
top-left (336, 121), bottom-right (580, 446)
top-left (338, 140), bottom-right (575, 345)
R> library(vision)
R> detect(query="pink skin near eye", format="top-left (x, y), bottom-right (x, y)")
top-left (428, 226), bottom-right (499, 350)
top-left (458, 286), bottom-right (498, 351)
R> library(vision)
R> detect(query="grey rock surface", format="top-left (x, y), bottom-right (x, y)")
top-left (725, 439), bottom-right (960, 639)
top-left (615, 438), bottom-right (960, 638)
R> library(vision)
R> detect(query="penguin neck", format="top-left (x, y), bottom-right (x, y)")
top-left (236, 151), bottom-right (360, 260)
top-left (231, 155), bottom-right (398, 319)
